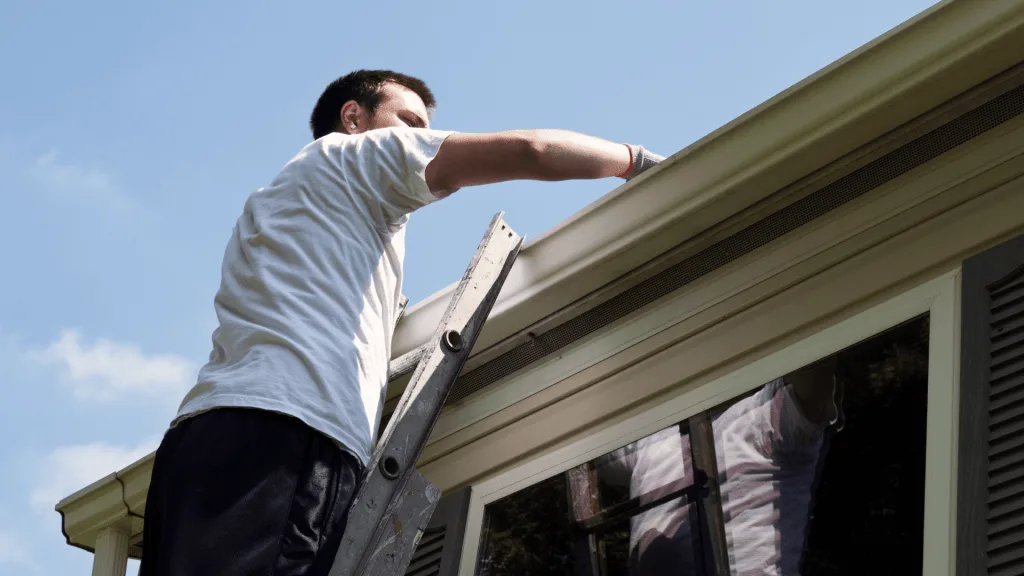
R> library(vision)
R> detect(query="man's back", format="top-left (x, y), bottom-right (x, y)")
top-left (174, 127), bottom-right (451, 466)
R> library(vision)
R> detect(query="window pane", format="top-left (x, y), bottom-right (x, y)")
top-left (800, 316), bottom-right (929, 574)
top-left (476, 315), bottom-right (929, 575)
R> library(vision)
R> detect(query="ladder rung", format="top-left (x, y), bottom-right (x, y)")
top-left (389, 345), bottom-right (428, 380)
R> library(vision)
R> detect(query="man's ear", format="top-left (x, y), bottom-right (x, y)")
top-left (340, 100), bottom-right (365, 134)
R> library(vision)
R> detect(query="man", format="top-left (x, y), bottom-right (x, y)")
top-left (598, 356), bottom-right (842, 575)
top-left (139, 69), bottom-right (665, 575)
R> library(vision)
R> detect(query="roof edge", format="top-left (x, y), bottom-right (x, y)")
top-left (55, 453), bottom-right (154, 552)
top-left (392, 0), bottom-right (1024, 358)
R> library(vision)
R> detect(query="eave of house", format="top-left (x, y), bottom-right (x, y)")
top-left (56, 452), bottom-right (153, 555)
top-left (56, 0), bottom-right (1024, 554)
top-left (393, 0), bottom-right (1024, 362)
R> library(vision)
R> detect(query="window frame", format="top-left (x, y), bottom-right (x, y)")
top-left (458, 270), bottom-right (962, 575)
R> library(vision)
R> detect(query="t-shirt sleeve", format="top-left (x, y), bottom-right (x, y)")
top-left (358, 127), bottom-right (455, 218)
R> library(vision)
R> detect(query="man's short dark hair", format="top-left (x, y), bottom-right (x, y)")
top-left (309, 70), bottom-right (436, 139)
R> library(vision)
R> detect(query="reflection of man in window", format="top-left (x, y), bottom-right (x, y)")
top-left (611, 357), bottom-right (842, 575)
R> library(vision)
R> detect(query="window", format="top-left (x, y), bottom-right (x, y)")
top-left (475, 315), bottom-right (930, 575)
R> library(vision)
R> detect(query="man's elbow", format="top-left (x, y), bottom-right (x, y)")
top-left (518, 134), bottom-right (560, 181)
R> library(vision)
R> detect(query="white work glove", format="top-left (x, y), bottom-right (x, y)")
top-left (622, 144), bottom-right (665, 181)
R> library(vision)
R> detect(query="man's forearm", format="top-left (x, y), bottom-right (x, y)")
top-left (521, 129), bottom-right (632, 180)
top-left (523, 130), bottom-right (665, 182)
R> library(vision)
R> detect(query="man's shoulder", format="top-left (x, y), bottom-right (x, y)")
top-left (296, 130), bottom-right (402, 163)
top-left (304, 128), bottom-right (455, 156)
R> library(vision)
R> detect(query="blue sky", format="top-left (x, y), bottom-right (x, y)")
top-left (0, 0), bottom-right (937, 573)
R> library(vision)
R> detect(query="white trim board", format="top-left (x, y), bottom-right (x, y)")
top-left (458, 270), bottom-right (961, 575)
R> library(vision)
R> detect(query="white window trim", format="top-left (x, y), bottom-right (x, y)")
top-left (458, 270), bottom-right (961, 575)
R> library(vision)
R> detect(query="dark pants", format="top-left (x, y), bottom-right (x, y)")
top-left (140, 408), bottom-right (363, 576)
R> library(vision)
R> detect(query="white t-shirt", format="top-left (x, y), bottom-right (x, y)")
top-left (174, 127), bottom-right (454, 467)
top-left (624, 378), bottom-right (838, 575)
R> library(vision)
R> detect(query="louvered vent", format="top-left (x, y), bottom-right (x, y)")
top-left (405, 526), bottom-right (447, 576)
top-left (987, 269), bottom-right (1024, 575)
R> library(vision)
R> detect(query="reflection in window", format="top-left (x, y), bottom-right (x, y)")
top-left (476, 315), bottom-right (929, 575)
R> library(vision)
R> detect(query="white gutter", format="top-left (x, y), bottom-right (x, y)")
top-left (55, 453), bottom-right (153, 555)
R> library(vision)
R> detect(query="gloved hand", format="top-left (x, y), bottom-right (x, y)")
top-left (622, 144), bottom-right (666, 181)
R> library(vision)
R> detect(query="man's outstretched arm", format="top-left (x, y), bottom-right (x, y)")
top-left (424, 129), bottom-right (664, 197)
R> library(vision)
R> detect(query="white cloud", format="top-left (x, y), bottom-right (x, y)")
top-left (28, 329), bottom-right (196, 402)
top-left (30, 440), bottom-right (159, 513)
top-left (31, 149), bottom-right (137, 215)
top-left (0, 530), bottom-right (39, 572)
